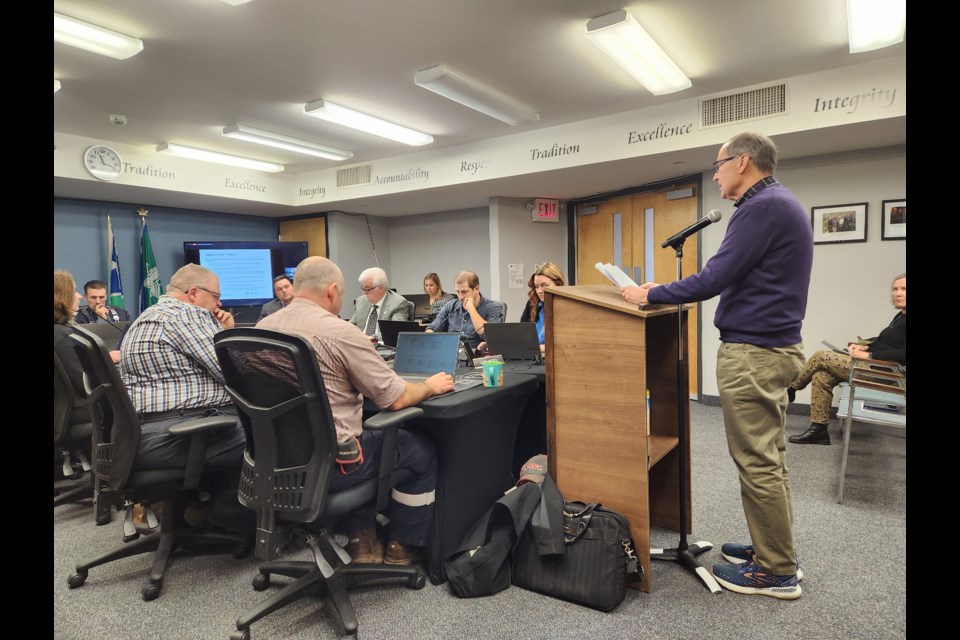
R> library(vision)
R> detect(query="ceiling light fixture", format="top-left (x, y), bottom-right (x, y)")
top-left (221, 0), bottom-right (254, 5)
top-left (303, 100), bottom-right (433, 146)
top-left (156, 142), bottom-right (284, 173)
top-left (222, 124), bottom-right (353, 161)
top-left (585, 9), bottom-right (691, 96)
top-left (54, 78), bottom-right (62, 93)
top-left (846, 0), bottom-right (906, 53)
top-left (54, 12), bottom-right (144, 60)
top-left (414, 64), bottom-right (539, 125)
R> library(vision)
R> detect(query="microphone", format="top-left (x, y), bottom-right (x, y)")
top-left (661, 210), bottom-right (722, 249)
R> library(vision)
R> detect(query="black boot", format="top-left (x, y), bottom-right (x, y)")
top-left (787, 387), bottom-right (796, 403)
top-left (788, 423), bottom-right (830, 445)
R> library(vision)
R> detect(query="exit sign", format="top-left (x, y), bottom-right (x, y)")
top-left (532, 198), bottom-right (560, 223)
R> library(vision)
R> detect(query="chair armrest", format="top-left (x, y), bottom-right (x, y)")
top-left (168, 416), bottom-right (239, 490)
top-left (167, 416), bottom-right (239, 436)
top-left (852, 378), bottom-right (906, 396)
top-left (362, 407), bottom-right (424, 431)
top-left (362, 407), bottom-right (425, 512)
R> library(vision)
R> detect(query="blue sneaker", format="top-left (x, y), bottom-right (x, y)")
top-left (720, 542), bottom-right (804, 581)
top-left (712, 560), bottom-right (802, 600)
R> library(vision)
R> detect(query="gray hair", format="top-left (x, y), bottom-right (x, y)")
top-left (167, 263), bottom-right (217, 294)
top-left (358, 267), bottom-right (387, 287)
top-left (723, 132), bottom-right (778, 174)
top-left (294, 256), bottom-right (344, 292)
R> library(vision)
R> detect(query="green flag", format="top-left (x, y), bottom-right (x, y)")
top-left (139, 217), bottom-right (162, 312)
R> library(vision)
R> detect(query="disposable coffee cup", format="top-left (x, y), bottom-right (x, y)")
top-left (482, 360), bottom-right (504, 387)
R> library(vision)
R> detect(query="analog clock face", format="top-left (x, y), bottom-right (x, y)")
top-left (84, 145), bottom-right (123, 181)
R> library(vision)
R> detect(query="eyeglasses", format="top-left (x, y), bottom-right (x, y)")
top-left (361, 285), bottom-right (383, 294)
top-left (711, 154), bottom-right (746, 173)
top-left (196, 286), bottom-right (221, 300)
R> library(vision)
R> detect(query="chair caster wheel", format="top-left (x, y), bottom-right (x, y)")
top-left (141, 583), bottom-right (161, 601)
top-left (230, 630), bottom-right (250, 640)
top-left (252, 573), bottom-right (270, 591)
top-left (408, 573), bottom-right (426, 589)
top-left (67, 572), bottom-right (87, 589)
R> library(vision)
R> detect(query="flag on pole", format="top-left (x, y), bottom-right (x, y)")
top-left (106, 214), bottom-right (125, 309)
top-left (139, 212), bottom-right (162, 312)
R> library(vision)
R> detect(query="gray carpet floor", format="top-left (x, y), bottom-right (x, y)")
top-left (53, 402), bottom-right (906, 639)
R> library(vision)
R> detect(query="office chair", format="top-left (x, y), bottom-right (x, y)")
top-left (53, 350), bottom-right (97, 513)
top-left (213, 328), bottom-right (426, 640)
top-left (406, 299), bottom-right (416, 321)
top-left (65, 327), bottom-right (250, 601)
top-left (835, 358), bottom-right (906, 504)
top-left (499, 301), bottom-right (508, 320)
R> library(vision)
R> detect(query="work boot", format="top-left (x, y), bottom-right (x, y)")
top-left (788, 423), bottom-right (830, 445)
top-left (384, 540), bottom-right (417, 565)
top-left (345, 528), bottom-right (384, 564)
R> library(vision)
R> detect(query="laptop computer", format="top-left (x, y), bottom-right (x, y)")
top-left (378, 319), bottom-right (425, 348)
top-left (392, 332), bottom-right (484, 393)
top-left (404, 293), bottom-right (435, 320)
top-left (483, 322), bottom-right (542, 362)
top-left (79, 320), bottom-right (131, 351)
top-left (821, 340), bottom-right (850, 355)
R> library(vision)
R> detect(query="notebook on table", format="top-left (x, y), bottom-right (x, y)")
top-left (483, 322), bottom-right (542, 362)
top-left (392, 332), bottom-right (484, 393)
top-left (378, 319), bottom-right (425, 348)
top-left (79, 321), bottom-right (131, 351)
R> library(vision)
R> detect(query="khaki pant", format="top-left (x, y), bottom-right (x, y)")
top-left (790, 350), bottom-right (852, 425)
top-left (717, 342), bottom-right (804, 575)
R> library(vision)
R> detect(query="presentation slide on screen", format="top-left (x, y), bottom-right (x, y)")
top-left (198, 249), bottom-right (273, 300)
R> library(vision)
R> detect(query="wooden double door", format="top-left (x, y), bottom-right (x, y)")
top-left (575, 182), bottom-right (701, 395)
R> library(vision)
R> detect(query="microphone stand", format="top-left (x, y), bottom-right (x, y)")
top-left (649, 236), bottom-right (722, 594)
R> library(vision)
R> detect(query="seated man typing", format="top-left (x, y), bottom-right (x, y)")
top-left (426, 271), bottom-right (503, 351)
top-left (258, 256), bottom-right (454, 564)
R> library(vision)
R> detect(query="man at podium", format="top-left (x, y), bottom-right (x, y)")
top-left (621, 131), bottom-right (812, 600)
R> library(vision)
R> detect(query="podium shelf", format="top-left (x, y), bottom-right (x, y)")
top-left (648, 434), bottom-right (679, 468)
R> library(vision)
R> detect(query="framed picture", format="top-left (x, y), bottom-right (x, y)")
top-left (881, 199), bottom-right (906, 240)
top-left (811, 203), bottom-right (868, 245)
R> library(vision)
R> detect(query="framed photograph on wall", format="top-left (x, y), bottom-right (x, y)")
top-left (811, 203), bottom-right (868, 245)
top-left (881, 199), bottom-right (906, 240)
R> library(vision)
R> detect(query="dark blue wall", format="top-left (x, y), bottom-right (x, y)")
top-left (54, 198), bottom-right (278, 318)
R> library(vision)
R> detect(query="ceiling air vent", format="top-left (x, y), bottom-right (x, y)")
top-left (700, 82), bottom-right (787, 129)
top-left (336, 164), bottom-right (372, 188)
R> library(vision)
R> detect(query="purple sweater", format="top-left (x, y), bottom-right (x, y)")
top-left (648, 182), bottom-right (813, 348)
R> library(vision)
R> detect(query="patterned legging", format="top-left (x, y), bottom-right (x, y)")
top-left (789, 350), bottom-right (852, 425)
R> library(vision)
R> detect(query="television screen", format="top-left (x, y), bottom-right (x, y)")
top-left (183, 241), bottom-right (309, 307)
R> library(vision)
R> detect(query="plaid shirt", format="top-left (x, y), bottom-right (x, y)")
top-left (120, 295), bottom-right (231, 413)
top-left (426, 294), bottom-right (504, 349)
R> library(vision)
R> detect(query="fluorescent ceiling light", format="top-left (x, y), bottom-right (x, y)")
top-left (156, 142), bottom-right (284, 173)
top-left (54, 78), bottom-right (62, 93)
top-left (585, 9), bottom-right (691, 96)
top-left (303, 100), bottom-right (433, 146)
top-left (222, 124), bottom-right (353, 161)
top-left (54, 12), bottom-right (144, 60)
top-left (846, 0), bottom-right (906, 53)
top-left (414, 65), bottom-right (539, 125)
top-left (222, 0), bottom-right (254, 5)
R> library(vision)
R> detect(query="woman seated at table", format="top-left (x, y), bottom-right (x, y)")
top-left (788, 273), bottom-right (906, 445)
top-left (423, 272), bottom-right (456, 314)
top-left (518, 262), bottom-right (566, 353)
top-left (54, 270), bottom-right (91, 476)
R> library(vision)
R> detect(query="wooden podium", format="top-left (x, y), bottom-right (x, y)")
top-left (544, 284), bottom-right (691, 593)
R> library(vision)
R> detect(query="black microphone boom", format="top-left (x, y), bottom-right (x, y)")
top-left (661, 210), bottom-right (722, 249)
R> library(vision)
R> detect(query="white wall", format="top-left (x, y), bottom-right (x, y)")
top-left (697, 145), bottom-right (906, 399)
top-left (489, 198), bottom-right (569, 322)
top-left (386, 207), bottom-right (490, 297)
top-left (327, 211), bottom-right (392, 318)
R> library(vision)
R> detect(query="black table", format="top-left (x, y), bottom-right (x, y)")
top-left (372, 371), bottom-right (538, 583)
top-left (503, 361), bottom-right (547, 475)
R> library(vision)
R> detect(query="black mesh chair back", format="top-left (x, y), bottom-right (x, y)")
top-left (214, 327), bottom-right (338, 557)
top-left (53, 349), bottom-right (96, 510)
top-left (406, 299), bottom-right (416, 321)
top-left (68, 327), bottom-right (139, 496)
